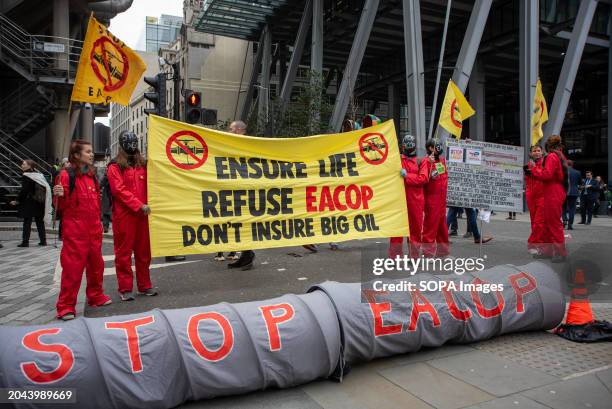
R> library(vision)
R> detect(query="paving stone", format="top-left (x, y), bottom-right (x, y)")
top-left (15, 309), bottom-right (49, 322)
top-left (522, 375), bottom-right (612, 409)
top-left (427, 350), bottom-right (558, 396)
top-left (302, 365), bottom-right (434, 409)
top-left (463, 395), bottom-right (549, 409)
top-left (379, 362), bottom-right (493, 409)
top-left (179, 387), bottom-right (323, 409)
top-left (594, 368), bottom-right (612, 394)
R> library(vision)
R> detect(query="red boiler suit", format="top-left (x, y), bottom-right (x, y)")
top-left (56, 169), bottom-right (110, 318)
top-left (107, 164), bottom-right (152, 293)
top-left (389, 155), bottom-right (429, 258)
top-left (530, 151), bottom-right (567, 257)
top-left (526, 157), bottom-right (544, 251)
top-left (422, 158), bottom-right (449, 257)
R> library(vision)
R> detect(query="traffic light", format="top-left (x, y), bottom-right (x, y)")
top-left (144, 73), bottom-right (167, 117)
top-left (201, 108), bottom-right (217, 125)
top-left (184, 91), bottom-right (201, 124)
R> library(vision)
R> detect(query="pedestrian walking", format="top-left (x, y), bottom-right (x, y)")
top-left (53, 140), bottom-right (112, 320)
top-left (563, 160), bottom-right (580, 230)
top-left (107, 131), bottom-right (157, 301)
top-left (578, 171), bottom-right (598, 225)
top-left (10, 159), bottom-right (51, 247)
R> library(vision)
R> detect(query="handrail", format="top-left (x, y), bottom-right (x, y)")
top-left (0, 129), bottom-right (54, 180)
top-left (0, 13), bottom-right (83, 83)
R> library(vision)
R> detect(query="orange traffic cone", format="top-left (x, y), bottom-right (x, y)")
top-left (564, 269), bottom-right (594, 325)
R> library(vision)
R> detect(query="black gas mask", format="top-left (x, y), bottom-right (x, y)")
top-left (119, 131), bottom-right (139, 155)
top-left (401, 134), bottom-right (417, 157)
top-left (426, 138), bottom-right (443, 159)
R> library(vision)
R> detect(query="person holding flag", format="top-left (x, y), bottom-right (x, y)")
top-left (526, 135), bottom-right (568, 262)
top-left (525, 144), bottom-right (545, 254)
top-left (388, 135), bottom-right (431, 258)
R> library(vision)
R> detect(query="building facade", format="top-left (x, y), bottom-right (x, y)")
top-left (145, 14), bottom-right (182, 53)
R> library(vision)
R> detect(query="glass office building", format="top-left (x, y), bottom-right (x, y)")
top-left (145, 14), bottom-right (182, 53)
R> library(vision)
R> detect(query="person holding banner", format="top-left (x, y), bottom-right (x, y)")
top-left (422, 139), bottom-right (450, 258)
top-left (526, 145), bottom-right (545, 254)
top-left (107, 131), bottom-right (157, 300)
top-left (53, 140), bottom-right (112, 320)
top-left (389, 134), bottom-right (430, 258)
top-left (527, 135), bottom-right (568, 262)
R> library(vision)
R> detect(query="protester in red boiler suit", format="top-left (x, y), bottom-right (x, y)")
top-left (525, 144), bottom-right (545, 254)
top-left (108, 131), bottom-right (157, 301)
top-left (527, 135), bottom-right (567, 262)
top-left (422, 138), bottom-right (449, 258)
top-left (53, 140), bottom-right (111, 321)
top-left (389, 134), bottom-right (430, 258)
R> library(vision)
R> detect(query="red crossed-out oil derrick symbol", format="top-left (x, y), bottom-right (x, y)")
top-left (165, 130), bottom-right (209, 170)
top-left (90, 36), bottom-right (129, 92)
top-left (359, 133), bottom-right (389, 165)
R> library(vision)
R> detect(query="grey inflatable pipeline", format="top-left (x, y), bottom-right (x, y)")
top-left (0, 262), bottom-right (565, 409)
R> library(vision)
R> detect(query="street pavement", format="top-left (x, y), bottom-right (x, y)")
top-left (1, 213), bottom-right (612, 408)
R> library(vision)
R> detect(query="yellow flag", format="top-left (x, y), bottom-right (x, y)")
top-left (71, 15), bottom-right (146, 105)
top-left (531, 79), bottom-right (548, 146)
top-left (438, 80), bottom-right (475, 139)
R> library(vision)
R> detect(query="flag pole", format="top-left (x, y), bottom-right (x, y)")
top-left (427, 0), bottom-right (453, 141)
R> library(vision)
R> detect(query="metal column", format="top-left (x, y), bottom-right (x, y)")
top-left (310, 0), bottom-right (324, 132)
top-left (53, 0), bottom-right (69, 71)
top-left (519, 0), bottom-right (538, 163)
top-left (469, 60), bottom-right (485, 141)
top-left (329, 0), bottom-right (380, 132)
top-left (279, 0), bottom-right (312, 114)
top-left (240, 29), bottom-right (266, 122)
top-left (544, 0), bottom-right (599, 142)
top-left (388, 83), bottom-right (401, 137)
top-left (403, 0), bottom-right (426, 153)
top-left (608, 10), bottom-right (612, 184)
top-left (259, 27), bottom-right (272, 133)
top-left (439, 0), bottom-right (492, 144)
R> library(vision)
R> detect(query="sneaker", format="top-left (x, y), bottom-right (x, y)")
top-left (463, 231), bottom-right (473, 238)
top-left (59, 313), bottom-right (75, 321)
top-left (138, 288), bottom-right (158, 296)
top-left (101, 299), bottom-right (112, 306)
top-left (38, 242), bottom-right (47, 246)
top-left (17, 243), bottom-right (28, 247)
top-left (120, 292), bottom-right (135, 301)
top-left (303, 244), bottom-right (318, 253)
top-left (528, 248), bottom-right (539, 255)
top-left (214, 254), bottom-right (225, 261)
top-left (330, 243), bottom-right (339, 250)
top-left (228, 252), bottom-right (239, 260)
top-left (449, 230), bottom-right (458, 237)
top-left (474, 236), bottom-right (493, 244)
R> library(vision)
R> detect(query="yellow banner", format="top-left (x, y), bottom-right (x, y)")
top-left (71, 15), bottom-right (146, 105)
top-left (438, 80), bottom-right (475, 139)
top-left (147, 116), bottom-right (409, 256)
top-left (531, 79), bottom-right (549, 146)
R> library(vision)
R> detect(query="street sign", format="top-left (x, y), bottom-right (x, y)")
top-left (34, 41), bottom-right (65, 53)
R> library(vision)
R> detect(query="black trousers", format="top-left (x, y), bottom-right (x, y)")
top-left (580, 196), bottom-right (595, 224)
top-left (564, 196), bottom-right (577, 226)
top-left (22, 216), bottom-right (46, 244)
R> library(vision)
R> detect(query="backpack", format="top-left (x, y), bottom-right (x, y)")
top-left (66, 167), bottom-right (99, 207)
top-left (32, 183), bottom-right (46, 203)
